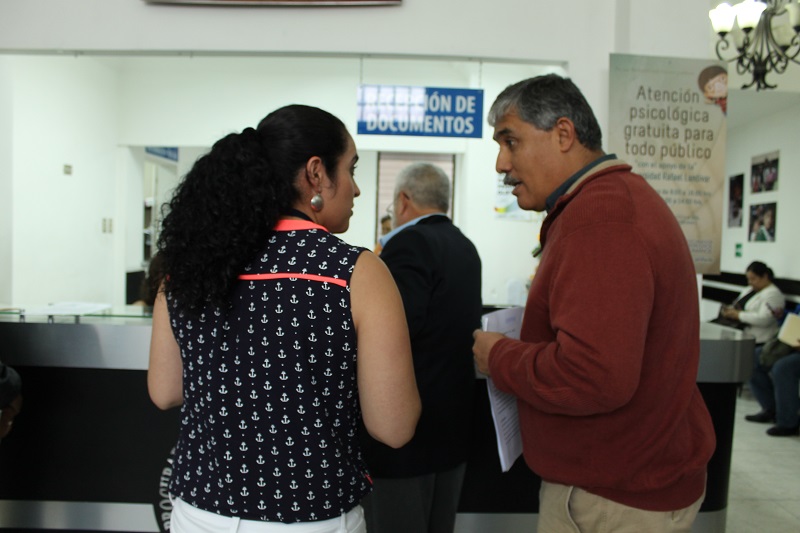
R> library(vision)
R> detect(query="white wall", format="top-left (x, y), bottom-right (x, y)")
top-left (0, 58), bottom-right (12, 304)
top-left (0, 0), bottom-right (714, 142)
top-left (9, 56), bottom-right (119, 305)
top-left (722, 102), bottom-right (800, 280)
top-left (121, 147), bottom-right (146, 274)
top-left (2, 0), bottom-right (774, 307)
top-left (113, 56), bottom-right (555, 306)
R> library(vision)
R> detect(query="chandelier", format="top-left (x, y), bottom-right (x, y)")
top-left (709, 0), bottom-right (800, 90)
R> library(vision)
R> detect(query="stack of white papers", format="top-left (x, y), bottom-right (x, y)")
top-left (778, 313), bottom-right (800, 347)
top-left (481, 306), bottom-right (525, 472)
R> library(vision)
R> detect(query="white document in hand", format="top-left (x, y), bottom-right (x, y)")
top-left (481, 306), bottom-right (525, 472)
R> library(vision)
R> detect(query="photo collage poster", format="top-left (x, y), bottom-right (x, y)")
top-left (729, 150), bottom-right (779, 242)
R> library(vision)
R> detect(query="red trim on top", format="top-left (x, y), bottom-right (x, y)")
top-left (274, 219), bottom-right (328, 232)
top-left (239, 272), bottom-right (347, 288)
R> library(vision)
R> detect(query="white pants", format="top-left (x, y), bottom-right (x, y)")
top-left (171, 497), bottom-right (366, 533)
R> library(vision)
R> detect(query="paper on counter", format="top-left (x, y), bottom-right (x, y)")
top-left (481, 306), bottom-right (525, 472)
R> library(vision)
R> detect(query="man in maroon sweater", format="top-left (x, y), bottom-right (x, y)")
top-left (472, 74), bottom-right (715, 532)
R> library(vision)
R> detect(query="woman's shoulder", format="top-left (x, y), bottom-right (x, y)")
top-left (764, 283), bottom-right (785, 296)
top-left (325, 232), bottom-right (368, 253)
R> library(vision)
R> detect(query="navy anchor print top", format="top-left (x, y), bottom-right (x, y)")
top-left (168, 219), bottom-right (371, 522)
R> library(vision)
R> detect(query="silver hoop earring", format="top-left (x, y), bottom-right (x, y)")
top-left (310, 193), bottom-right (324, 212)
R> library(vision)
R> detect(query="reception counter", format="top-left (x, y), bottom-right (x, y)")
top-left (0, 312), bottom-right (754, 533)
top-left (0, 309), bottom-right (177, 533)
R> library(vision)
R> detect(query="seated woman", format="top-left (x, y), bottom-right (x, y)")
top-left (719, 261), bottom-right (785, 354)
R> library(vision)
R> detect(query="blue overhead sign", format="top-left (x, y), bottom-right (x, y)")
top-left (357, 85), bottom-right (484, 138)
top-left (145, 146), bottom-right (179, 162)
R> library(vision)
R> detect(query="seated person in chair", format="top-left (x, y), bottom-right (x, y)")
top-left (718, 261), bottom-right (785, 360)
top-left (745, 303), bottom-right (800, 437)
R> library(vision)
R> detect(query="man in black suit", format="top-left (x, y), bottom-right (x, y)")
top-left (361, 162), bottom-right (482, 533)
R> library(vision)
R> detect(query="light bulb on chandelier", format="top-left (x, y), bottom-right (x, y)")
top-left (709, 0), bottom-right (800, 90)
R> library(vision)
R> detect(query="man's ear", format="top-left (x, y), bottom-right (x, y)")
top-left (395, 191), bottom-right (413, 220)
top-left (554, 117), bottom-right (577, 152)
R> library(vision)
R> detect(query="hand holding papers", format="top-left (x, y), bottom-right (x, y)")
top-left (481, 307), bottom-right (525, 472)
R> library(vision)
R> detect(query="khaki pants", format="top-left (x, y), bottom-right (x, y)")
top-left (537, 481), bottom-right (704, 533)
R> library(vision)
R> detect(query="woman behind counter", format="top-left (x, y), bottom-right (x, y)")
top-left (147, 105), bottom-right (421, 533)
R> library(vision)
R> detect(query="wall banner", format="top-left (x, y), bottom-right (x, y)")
top-left (357, 85), bottom-right (483, 138)
top-left (608, 54), bottom-right (727, 274)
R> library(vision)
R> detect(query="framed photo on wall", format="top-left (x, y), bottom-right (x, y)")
top-left (750, 150), bottom-right (779, 193)
top-left (748, 202), bottom-right (777, 242)
top-left (728, 173), bottom-right (743, 228)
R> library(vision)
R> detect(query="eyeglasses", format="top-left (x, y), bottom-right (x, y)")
top-left (385, 203), bottom-right (394, 217)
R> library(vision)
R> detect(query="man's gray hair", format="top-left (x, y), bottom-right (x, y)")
top-left (487, 73), bottom-right (602, 151)
top-left (395, 162), bottom-right (451, 212)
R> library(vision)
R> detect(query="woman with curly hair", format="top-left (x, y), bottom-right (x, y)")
top-left (148, 104), bottom-right (420, 533)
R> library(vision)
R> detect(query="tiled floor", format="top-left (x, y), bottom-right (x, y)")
top-left (726, 393), bottom-right (800, 532)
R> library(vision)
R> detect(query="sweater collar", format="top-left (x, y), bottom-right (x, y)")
top-left (545, 153), bottom-right (618, 212)
top-left (535, 156), bottom-right (632, 257)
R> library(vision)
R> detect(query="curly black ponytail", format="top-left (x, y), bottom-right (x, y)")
top-left (157, 105), bottom-right (349, 314)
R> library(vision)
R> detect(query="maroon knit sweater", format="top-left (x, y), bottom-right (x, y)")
top-left (489, 159), bottom-right (715, 511)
